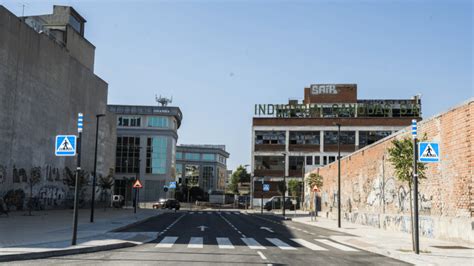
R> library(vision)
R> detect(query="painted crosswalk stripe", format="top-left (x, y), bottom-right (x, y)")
top-left (266, 238), bottom-right (297, 250)
top-left (216, 237), bottom-right (234, 249)
top-left (189, 212), bottom-right (194, 214)
top-left (155, 236), bottom-right (178, 248)
top-left (291, 238), bottom-right (327, 251)
top-left (234, 212), bottom-right (241, 215)
top-left (241, 238), bottom-right (266, 250)
top-left (207, 212), bottom-right (213, 214)
top-left (188, 237), bottom-right (203, 248)
top-left (198, 211), bottom-right (203, 214)
top-left (315, 239), bottom-right (358, 251)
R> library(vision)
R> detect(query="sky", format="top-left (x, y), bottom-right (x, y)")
top-left (2, 0), bottom-right (472, 171)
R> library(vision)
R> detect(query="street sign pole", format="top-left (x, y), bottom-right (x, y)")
top-left (261, 179), bottom-right (264, 214)
top-left (412, 119), bottom-right (420, 254)
top-left (72, 113), bottom-right (83, 246)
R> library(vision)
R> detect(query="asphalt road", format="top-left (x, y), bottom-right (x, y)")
top-left (11, 210), bottom-right (410, 265)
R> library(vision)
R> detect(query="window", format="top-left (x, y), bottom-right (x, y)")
top-left (176, 152), bottom-right (183, 160)
top-left (323, 156), bottom-right (327, 165)
top-left (185, 153), bottom-right (200, 160)
top-left (314, 156), bottom-right (321, 165)
top-left (202, 166), bottom-right (214, 192)
top-left (185, 164), bottom-right (200, 186)
top-left (328, 156), bottom-right (336, 164)
top-left (148, 116), bottom-right (170, 128)
top-left (324, 131), bottom-right (356, 145)
top-left (218, 154), bottom-right (226, 164)
top-left (146, 137), bottom-right (168, 174)
top-left (176, 164), bottom-right (183, 180)
top-left (255, 156), bottom-right (284, 171)
top-left (306, 156), bottom-right (313, 165)
top-left (359, 131), bottom-right (392, 147)
top-left (289, 131), bottom-right (320, 145)
top-left (115, 136), bottom-right (140, 173)
top-left (118, 116), bottom-right (141, 127)
top-left (255, 131), bottom-right (286, 145)
top-left (202, 153), bottom-right (216, 161)
top-left (289, 156), bottom-right (305, 171)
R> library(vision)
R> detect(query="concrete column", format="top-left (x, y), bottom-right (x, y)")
top-left (285, 130), bottom-right (289, 177)
top-left (355, 130), bottom-right (360, 150)
top-left (320, 130), bottom-right (324, 153)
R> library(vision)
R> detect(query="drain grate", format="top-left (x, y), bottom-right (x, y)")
top-left (431, 245), bottom-right (472, 250)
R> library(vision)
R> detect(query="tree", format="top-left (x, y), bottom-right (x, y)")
top-left (388, 136), bottom-right (426, 251)
top-left (27, 167), bottom-right (42, 215)
top-left (307, 173), bottom-right (323, 190)
top-left (306, 173), bottom-right (323, 214)
top-left (63, 167), bottom-right (89, 207)
top-left (288, 179), bottom-right (302, 198)
top-left (229, 165), bottom-right (250, 194)
top-left (98, 168), bottom-right (115, 209)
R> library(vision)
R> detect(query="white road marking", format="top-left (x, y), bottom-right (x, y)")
top-left (291, 238), bottom-right (327, 251)
top-left (189, 212), bottom-right (194, 214)
top-left (188, 237), bottom-right (203, 248)
top-left (155, 236), bottom-right (178, 248)
top-left (266, 238), bottom-right (297, 250)
top-left (257, 251), bottom-right (267, 260)
top-left (315, 239), bottom-right (359, 251)
top-left (198, 211), bottom-right (203, 214)
top-left (242, 238), bottom-right (266, 250)
top-left (216, 237), bottom-right (234, 249)
top-left (234, 212), bottom-right (241, 215)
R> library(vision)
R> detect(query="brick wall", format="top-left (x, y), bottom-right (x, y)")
top-left (307, 99), bottom-right (473, 243)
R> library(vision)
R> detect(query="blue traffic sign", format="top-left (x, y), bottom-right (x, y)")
top-left (263, 183), bottom-right (270, 192)
top-left (418, 142), bottom-right (440, 163)
top-left (55, 135), bottom-right (77, 156)
top-left (169, 181), bottom-right (176, 189)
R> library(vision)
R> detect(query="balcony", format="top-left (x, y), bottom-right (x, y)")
top-left (254, 144), bottom-right (285, 152)
top-left (253, 169), bottom-right (285, 177)
top-left (288, 144), bottom-right (320, 152)
top-left (324, 144), bottom-right (356, 152)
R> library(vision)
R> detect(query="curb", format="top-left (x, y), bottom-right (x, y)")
top-left (0, 241), bottom-right (136, 262)
top-left (0, 211), bottom-right (163, 262)
top-left (110, 211), bottom-right (162, 232)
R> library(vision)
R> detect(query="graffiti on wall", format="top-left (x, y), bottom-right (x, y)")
top-left (38, 185), bottom-right (66, 207)
top-left (0, 165), bottom-right (6, 184)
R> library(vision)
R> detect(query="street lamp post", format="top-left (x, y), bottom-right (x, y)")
top-left (244, 164), bottom-right (251, 209)
top-left (281, 152), bottom-right (287, 218)
top-left (336, 123), bottom-right (341, 228)
top-left (90, 114), bottom-right (105, 223)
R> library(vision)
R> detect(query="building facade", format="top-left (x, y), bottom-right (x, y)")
top-left (0, 5), bottom-right (115, 209)
top-left (251, 84), bottom-right (421, 205)
top-left (176, 145), bottom-right (229, 194)
top-left (108, 104), bottom-right (182, 203)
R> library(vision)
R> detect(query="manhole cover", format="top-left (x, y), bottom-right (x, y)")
top-left (431, 245), bottom-right (472, 250)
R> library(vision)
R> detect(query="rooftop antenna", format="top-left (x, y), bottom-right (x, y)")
top-left (155, 95), bottom-right (173, 106)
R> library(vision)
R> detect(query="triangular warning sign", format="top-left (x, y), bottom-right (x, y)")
top-left (133, 180), bottom-right (143, 189)
top-left (57, 137), bottom-right (73, 152)
top-left (421, 143), bottom-right (438, 158)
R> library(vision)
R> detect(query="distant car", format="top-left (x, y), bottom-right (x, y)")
top-left (152, 198), bottom-right (167, 209)
top-left (264, 196), bottom-right (297, 211)
top-left (164, 199), bottom-right (180, 210)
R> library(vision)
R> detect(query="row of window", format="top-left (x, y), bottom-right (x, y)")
top-left (254, 154), bottom-right (342, 171)
top-left (176, 152), bottom-right (226, 164)
top-left (175, 163), bottom-right (227, 192)
top-left (117, 116), bottom-right (175, 129)
top-left (255, 130), bottom-right (392, 146)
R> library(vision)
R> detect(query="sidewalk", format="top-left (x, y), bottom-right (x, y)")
top-left (0, 208), bottom-right (161, 262)
top-left (289, 214), bottom-right (474, 266)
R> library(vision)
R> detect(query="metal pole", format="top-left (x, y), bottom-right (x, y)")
top-left (283, 175), bottom-right (286, 218)
top-left (261, 179), bottom-right (264, 214)
top-left (412, 120), bottom-right (420, 254)
top-left (90, 114), bottom-right (104, 223)
top-left (72, 113), bottom-right (83, 245)
top-left (337, 123), bottom-right (341, 228)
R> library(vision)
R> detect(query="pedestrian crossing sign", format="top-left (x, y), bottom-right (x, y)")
top-left (418, 142), bottom-right (440, 163)
top-left (55, 135), bottom-right (77, 156)
top-left (263, 184), bottom-right (270, 192)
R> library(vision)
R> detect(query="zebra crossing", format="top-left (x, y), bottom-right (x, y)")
top-left (154, 236), bottom-right (358, 252)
